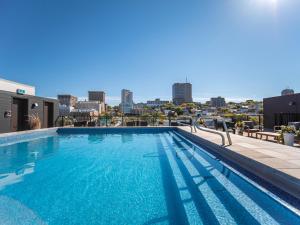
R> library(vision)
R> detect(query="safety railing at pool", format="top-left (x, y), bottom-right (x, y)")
top-left (193, 116), bottom-right (232, 146)
top-left (176, 121), bottom-right (197, 133)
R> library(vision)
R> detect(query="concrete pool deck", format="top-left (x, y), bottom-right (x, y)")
top-left (177, 126), bottom-right (300, 200)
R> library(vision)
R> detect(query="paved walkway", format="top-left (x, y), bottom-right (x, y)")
top-left (177, 126), bottom-right (300, 199)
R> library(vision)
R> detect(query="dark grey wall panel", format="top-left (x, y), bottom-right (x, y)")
top-left (0, 92), bottom-right (12, 132)
top-left (263, 93), bottom-right (300, 129)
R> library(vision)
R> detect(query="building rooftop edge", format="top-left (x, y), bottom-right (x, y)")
top-left (0, 77), bottom-right (35, 89)
top-left (263, 93), bottom-right (300, 100)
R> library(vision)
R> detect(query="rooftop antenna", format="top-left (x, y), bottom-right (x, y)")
top-left (186, 76), bottom-right (188, 83)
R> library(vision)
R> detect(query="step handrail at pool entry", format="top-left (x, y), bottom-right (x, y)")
top-left (193, 115), bottom-right (232, 146)
top-left (177, 121), bottom-right (197, 133)
top-left (222, 119), bottom-right (232, 145)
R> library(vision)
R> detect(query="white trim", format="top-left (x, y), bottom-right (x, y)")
top-left (0, 77), bottom-right (35, 95)
top-left (0, 78), bottom-right (35, 89)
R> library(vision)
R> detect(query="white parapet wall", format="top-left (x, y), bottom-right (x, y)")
top-left (0, 78), bottom-right (36, 96)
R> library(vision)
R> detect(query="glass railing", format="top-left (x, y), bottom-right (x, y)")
top-left (54, 114), bottom-right (263, 131)
top-left (55, 115), bottom-right (176, 127)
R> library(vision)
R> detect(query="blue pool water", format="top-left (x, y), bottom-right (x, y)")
top-left (0, 130), bottom-right (299, 225)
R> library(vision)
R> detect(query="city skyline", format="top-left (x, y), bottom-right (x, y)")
top-left (0, 76), bottom-right (292, 106)
top-left (70, 91), bottom-right (262, 106)
top-left (1, 0), bottom-right (300, 104)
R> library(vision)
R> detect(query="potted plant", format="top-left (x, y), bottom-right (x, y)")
top-left (28, 114), bottom-right (41, 130)
top-left (198, 118), bottom-right (206, 127)
top-left (295, 130), bottom-right (300, 145)
top-left (281, 126), bottom-right (296, 146)
top-left (235, 121), bottom-right (244, 135)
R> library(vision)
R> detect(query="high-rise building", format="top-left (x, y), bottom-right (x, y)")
top-left (281, 88), bottom-right (294, 96)
top-left (88, 91), bottom-right (105, 103)
top-left (57, 94), bottom-right (78, 107)
top-left (210, 97), bottom-right (226, 108)
top-left (121, 89), bottom-right (133, 104)
top-left (172, 83), bottom-right (192, 105)
top-left (120, 89), bottom-right (133, 114)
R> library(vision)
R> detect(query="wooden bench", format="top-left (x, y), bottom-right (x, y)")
top-left (244, 129), bottom-right (260, 137)
top-left (255, 132), bottom-right (281, 143)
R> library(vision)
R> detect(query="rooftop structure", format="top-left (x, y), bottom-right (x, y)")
top-left (264, 93), bottom-right (300, 130)
top-left (281, 88), bottom-right (295, 96)
top-left (0, 78), bottom-right (58, 133)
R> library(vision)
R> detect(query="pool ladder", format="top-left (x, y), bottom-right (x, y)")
top-left (177, 116), bottom-right (232, 146)
top-left (192, 116), bottom-right (232, 146)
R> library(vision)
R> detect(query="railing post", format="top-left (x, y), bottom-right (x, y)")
top-left (194, 116), bottom-right (231, 146)
top-left (222, 120), bottom-right (232, 145)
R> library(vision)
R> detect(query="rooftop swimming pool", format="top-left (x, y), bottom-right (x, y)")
top-left (0, 128), bottom-right (299, 225)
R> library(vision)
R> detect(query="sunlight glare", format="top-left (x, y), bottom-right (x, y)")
top-left (252, 0), bottom-right (279, 14)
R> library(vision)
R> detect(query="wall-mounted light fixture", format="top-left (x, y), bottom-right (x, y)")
top-left (31, 103), bottom-right (39, 109)
top-left (288, 101), bottom-right (296, 106)
top-left (4, 110), bottom-right (11, 118)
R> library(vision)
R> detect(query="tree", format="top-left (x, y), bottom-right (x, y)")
top-left (174, 107), bottom-right (184, 115)
top-left (106, 105), bottom-right (112, 111)
top-left (162, 103), bottom-right (176, 110)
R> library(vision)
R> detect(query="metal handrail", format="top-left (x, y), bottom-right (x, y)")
top-left (193, 116), bottom-right (232, 146)
top-left (177, 121), bottom-right (197, 133)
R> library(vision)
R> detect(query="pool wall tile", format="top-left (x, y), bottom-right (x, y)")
top-left (0, 128), bottom-right (58, 146)
top-left (57, 127), bottom-right (175, 134)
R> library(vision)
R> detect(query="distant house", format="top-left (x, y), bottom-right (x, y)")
top-left (75, 101), bottom-right (105, 114)
top-left (57, 94), bottom-right (78, 107)
top-left (57, 94), bottom-right (78, 116)
top-left (210, 97), bottom-right (226, 108)
top-left (146, 98), bottom-right (169, 107)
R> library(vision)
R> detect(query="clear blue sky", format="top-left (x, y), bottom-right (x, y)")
top-left (0, 0), bottom-right (299, 105)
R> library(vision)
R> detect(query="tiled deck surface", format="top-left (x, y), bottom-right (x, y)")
top-left (177, 126), bottom-right (300, 199)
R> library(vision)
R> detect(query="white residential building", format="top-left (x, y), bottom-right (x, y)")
top-left (76, 101), bottom-right (105, 114)
top-left (146, 98), bottom-right (169, 107)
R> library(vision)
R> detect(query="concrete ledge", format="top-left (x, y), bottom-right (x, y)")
top-left (176, 127), bottom-right (300, 200)
top-left (57, 126), bottom-right (174, 134)
top-left (0, 128), bottom-right (58, 146)
top-left (0, 127), bottom-right (175, 145)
